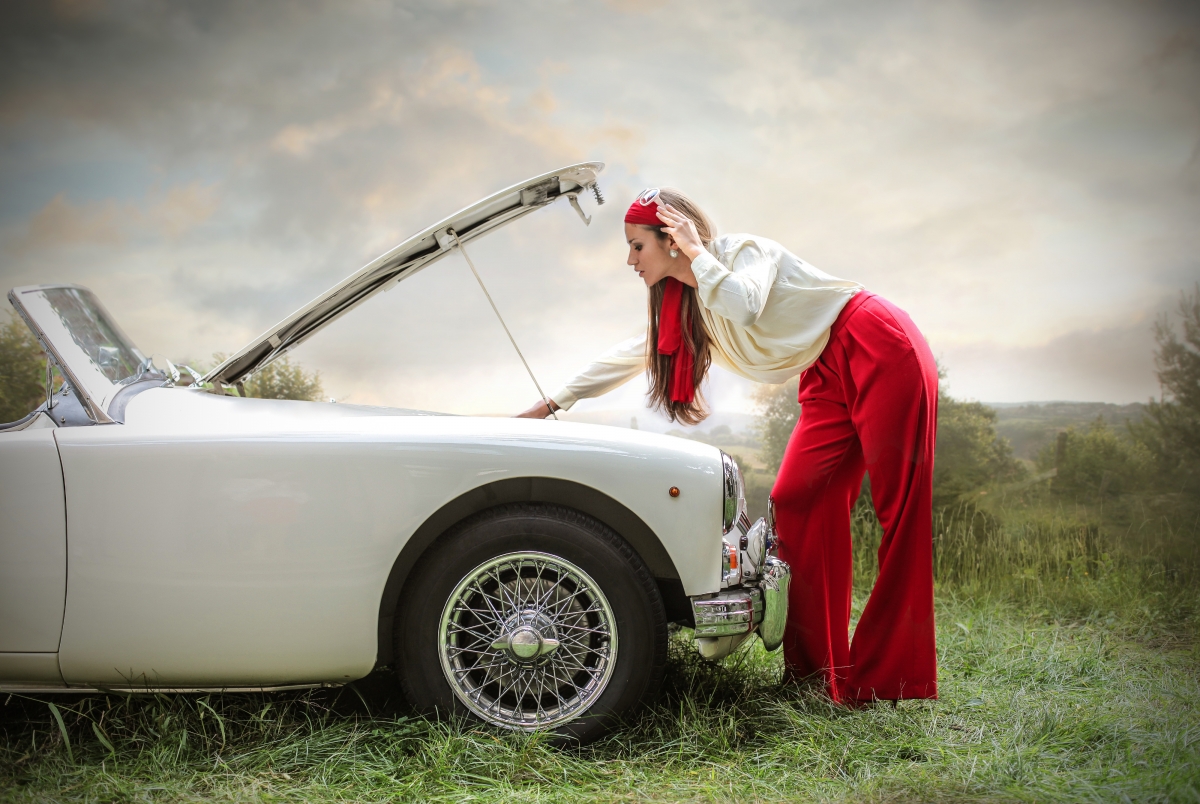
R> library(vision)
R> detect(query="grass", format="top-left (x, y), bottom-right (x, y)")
top-left (3, 495), bottom-right (1198, 802)
top-left (3, 590), bottom-right (1196, 801)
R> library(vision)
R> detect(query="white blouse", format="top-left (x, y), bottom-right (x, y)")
top-left (550, 233), bottom-right (862, 411)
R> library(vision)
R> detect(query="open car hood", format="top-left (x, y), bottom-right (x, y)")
top-left (205, 162), bottom-right (604, 387)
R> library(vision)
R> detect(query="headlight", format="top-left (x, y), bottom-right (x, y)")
top-left (721, 452), bottom-right (747, 536)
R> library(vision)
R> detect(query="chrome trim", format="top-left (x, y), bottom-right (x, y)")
top-left (692, 588), bottom-right (763, 638)
top-left (691, 552), bottom-right (791, 654)
top-left (438, 551), bottom-right (617, 731)
top-left (107, 377), bottom-right (166, 423)
top-left (758, 556), bottom-right (791, 652)
top-left (0, 683), bottom-right (338, 694)
top-left (0, 410), bottom-right (47, 433)
top-left (721, 452), bottom-right (746, 535)
top-left (741, 516), bottom-right (768, 581)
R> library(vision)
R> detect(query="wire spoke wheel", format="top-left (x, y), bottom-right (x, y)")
top-left (397, 505), bottom-right (666, 744)
top-left (438, 551), bottom-right (618, 730)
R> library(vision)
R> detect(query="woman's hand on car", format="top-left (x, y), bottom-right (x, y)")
top-left (515, 399), bottom-right (559, 419)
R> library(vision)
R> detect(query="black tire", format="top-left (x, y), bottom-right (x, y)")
top-left (394, 503), bottom-right (667, 744)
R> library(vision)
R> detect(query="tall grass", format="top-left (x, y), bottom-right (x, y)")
top-left (850, 491), bottom-right (1199, 637)
top-left (851, 502), bottom-right (1110, 592)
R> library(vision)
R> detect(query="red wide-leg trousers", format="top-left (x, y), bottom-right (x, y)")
top-left (772, 291), bottom-right (939, 703)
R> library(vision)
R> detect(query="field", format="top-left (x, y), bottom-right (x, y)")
top-left (3, 493), bottom-right (1197, 803)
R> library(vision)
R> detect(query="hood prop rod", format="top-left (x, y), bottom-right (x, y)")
top-left (445, 228), bottom-right (558, 420)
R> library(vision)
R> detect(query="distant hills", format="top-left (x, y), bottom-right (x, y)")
top-left (989, 402), bottom-right (1146, 460)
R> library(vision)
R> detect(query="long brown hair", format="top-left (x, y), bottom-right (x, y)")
top-left (643, 188), bottom-right (715, 426)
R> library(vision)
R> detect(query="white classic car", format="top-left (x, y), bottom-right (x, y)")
top-left (0, 163), bottom-right (789, 742)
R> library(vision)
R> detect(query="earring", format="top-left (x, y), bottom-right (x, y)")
top-left (670, 249), bottom-right (678, 258)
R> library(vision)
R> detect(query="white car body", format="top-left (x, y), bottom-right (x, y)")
top-left (1, 387), bottom-right (722, 690)
top-left (0, 163), bottom-right (782, 698)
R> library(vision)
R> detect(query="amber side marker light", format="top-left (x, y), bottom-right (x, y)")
top-left (668, 486), bottom-right (680, 498)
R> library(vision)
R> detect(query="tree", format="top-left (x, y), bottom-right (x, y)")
top-left (0, 314), bottom-right (46, 423)
top-left (1133, 285), bottom-right (1200, 498)
top-left (1038, 418), bottom-right (1152, 501)
top-left (752, 377), bottom-right (801, 474)
top-left (242, 357), bottom-right (324, 402)
top-left (933, 392), bottom-right (1025, 508)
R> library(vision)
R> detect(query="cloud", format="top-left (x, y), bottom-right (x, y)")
top-left (15, 182), bottom-right (219, 252)
top-left (149, 183), bottom-right (220, 237)
top-left (19, 193), bottom-right (124, 250)
top-left (936, 320), bottom-right (1161, 405)
top-left (272, 120), bottom-right (354, 159)
top-left (0, 0), bottom-right (1197, 416)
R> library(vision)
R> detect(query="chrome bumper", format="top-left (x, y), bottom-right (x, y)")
top-left (691, 554), bottom-right (791, 656)
top-left (693, 587), bottom-right (762, 638)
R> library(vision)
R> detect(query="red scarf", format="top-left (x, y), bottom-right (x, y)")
top-left (657, 277), bottom-right (695, 404)
top-left (625, 194), bottom-right (695, 404)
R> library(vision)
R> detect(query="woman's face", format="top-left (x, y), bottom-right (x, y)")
top-left (625, 223), bottom-right (673, 287)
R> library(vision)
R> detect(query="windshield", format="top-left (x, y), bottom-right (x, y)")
top-left (40, 286), bottom-right (143, 385)
top-left (9, 283), bottom-right (149, 420)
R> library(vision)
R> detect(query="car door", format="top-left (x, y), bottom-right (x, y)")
top-left (0, 419), bottom-right (68, 668)
top-left (3, 283), bottom-right (153, 687)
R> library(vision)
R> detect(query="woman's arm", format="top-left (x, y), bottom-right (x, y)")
top-left (655, 204), bottom-right (776, 328)
top-left (689, 241), bottom-right (777, 328)
top-left (515, 331), bottom-right (647, 418)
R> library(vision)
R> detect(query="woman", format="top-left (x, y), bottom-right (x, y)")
top-left (517, 188), bottom-right (939, 705)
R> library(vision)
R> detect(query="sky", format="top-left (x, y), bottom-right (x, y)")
top-left (1, 0), bottom-right (1197, 425)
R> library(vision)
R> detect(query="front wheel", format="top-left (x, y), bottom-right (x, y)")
top-left (394, 504), bottom-right (667, 744)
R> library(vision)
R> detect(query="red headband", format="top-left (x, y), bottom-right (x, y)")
top-left (624, 198), bottom-right (663, 227)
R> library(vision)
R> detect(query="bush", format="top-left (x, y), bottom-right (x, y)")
top-left (0, 314), bottom-right (46, 423)
top-left (752, 376), bottom-right (800, 474)
top-left (241, 357), bottom-right (324, 402)
top-left (1132, 284), bottom-right (1200, 500)
top-left (934, 393), bottom-right (1025, 508)
top-left (1038, 418), bottom-right (1154, 501)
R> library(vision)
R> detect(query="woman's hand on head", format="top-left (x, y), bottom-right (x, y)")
top-left (515, 399), bottom-right (559, 419)
top-left (657, 203), bottom-right (705, 261)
